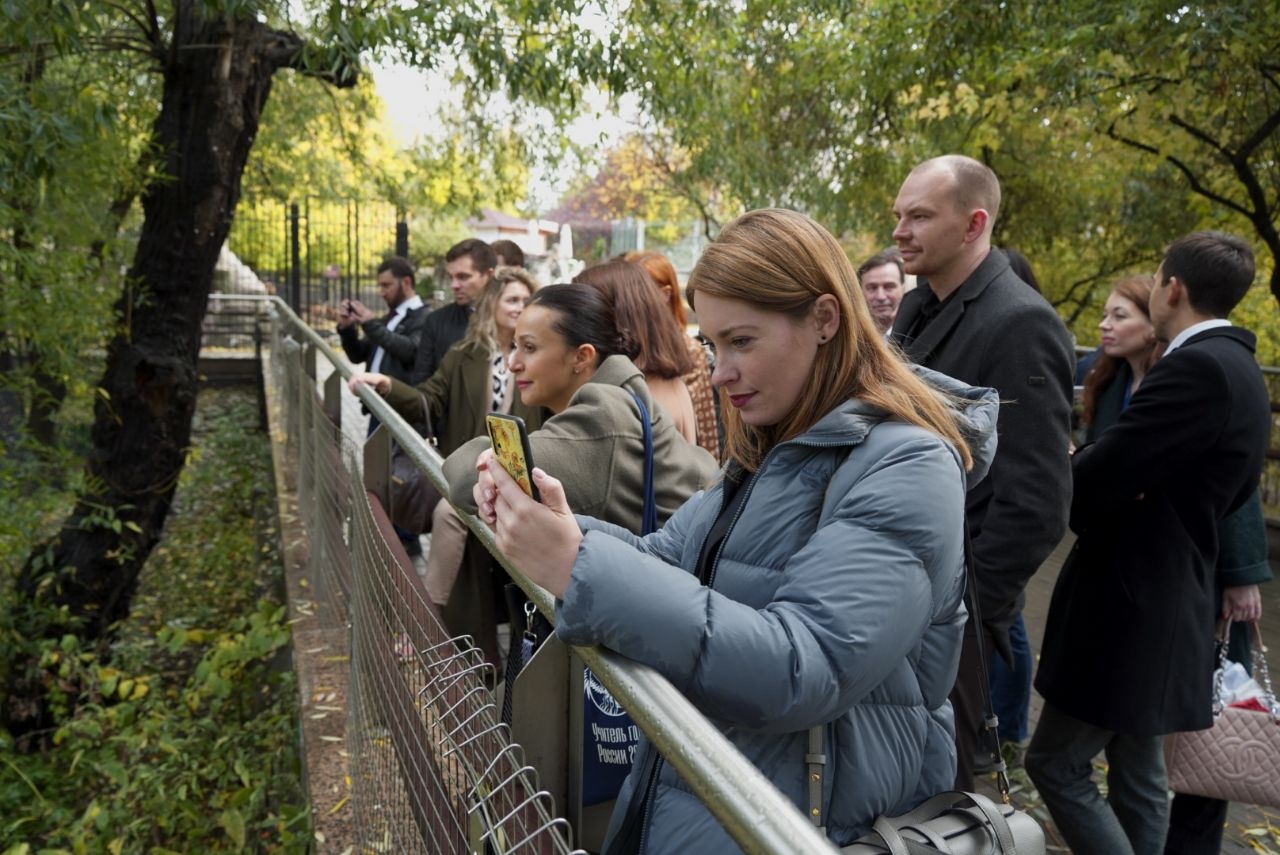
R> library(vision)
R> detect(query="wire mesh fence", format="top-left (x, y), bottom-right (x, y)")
top-left (266, 303), bottom-right (581, 854)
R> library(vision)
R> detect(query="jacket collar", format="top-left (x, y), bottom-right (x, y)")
top-left (1177, 324), bottom-right (1256, 353)
top-left (786, 367), bottom-right (1000, 487)
top-left (897, 249), bottom-right (1008, 364)
top-left (589, 354), bottom-right (645, 390)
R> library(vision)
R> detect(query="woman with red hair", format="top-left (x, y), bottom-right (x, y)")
top-left (627, 250), bottom-right (720, 460)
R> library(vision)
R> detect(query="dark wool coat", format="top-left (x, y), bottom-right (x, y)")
top-left (891, 250), bottom-right (1075, 657)
top-left (1036, 326), bottom-right (1271, 735)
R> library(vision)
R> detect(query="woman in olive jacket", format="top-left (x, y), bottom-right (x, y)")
top-left (444, 284), bottom-right (718, 532)
top-left (443, 284), bottom-right (719, 666)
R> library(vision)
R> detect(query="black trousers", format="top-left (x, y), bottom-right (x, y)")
top-left (1163, 794), bottom-right (1227, 855)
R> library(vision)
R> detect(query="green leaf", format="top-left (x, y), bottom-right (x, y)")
top-left (219, 808), bottom-right (246, 849)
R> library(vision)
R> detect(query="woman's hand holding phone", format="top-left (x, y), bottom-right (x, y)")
top-left (474, 451), bottom-right (580, 598)
top-left (473, 449), bottom-right (502, 525)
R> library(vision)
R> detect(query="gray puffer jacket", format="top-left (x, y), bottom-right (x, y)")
top-left (555, 368), bottom-right (998, 851)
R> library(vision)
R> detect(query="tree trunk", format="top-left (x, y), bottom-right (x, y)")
top-left (4, 5), bottom-right (310, 741)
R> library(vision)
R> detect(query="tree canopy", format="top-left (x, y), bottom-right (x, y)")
top-left (603, 0), bottom-right (1279, 350)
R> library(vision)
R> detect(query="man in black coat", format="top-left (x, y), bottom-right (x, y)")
top-left (1027, 231), bottom-right (1270, 855)
top-left (890, 155), bottom-right (1075, 789)
top-left (411, 238), bottom-right (495, 384)
top-left (337, 255), bottom-right (427, 557)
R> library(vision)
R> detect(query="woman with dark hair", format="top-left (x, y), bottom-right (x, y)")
top-left (466, 210), bottom-right (999, 852)
top-left (573, 260), bottom-right (699, 444)
top-left (442, 284), bottom-right (717, 668)
top-left (627, 249), bottom-right (720, 460)
top-left (444, 282), bottom-right (716, 531)
top-left (348, 266), bottom-right (545, 605)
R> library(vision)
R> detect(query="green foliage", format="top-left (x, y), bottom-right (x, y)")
top-left (608, 0), bottom-right (1279, 343)
top-left (0, 15), bottom-right (151, 436)
top-left (3, 0), bottom-right (621, 447)
top-left (0, 389), bottom-right (306, 851)
top-left (554, 134), bottom-right (707, 245)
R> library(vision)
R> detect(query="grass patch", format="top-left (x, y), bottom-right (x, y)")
top-left (0, 387), bottom-right (308, 853)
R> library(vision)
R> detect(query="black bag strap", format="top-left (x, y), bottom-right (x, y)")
top-left (961, 522), bottom-right (1012, 802)
top-left (628, 390), bottom-right (658, 535)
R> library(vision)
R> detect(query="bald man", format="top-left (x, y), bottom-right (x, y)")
top-left (890, 155), bottom-right (1074, 789)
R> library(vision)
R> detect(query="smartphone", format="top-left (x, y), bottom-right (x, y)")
top-left (485, 413), bottom-right (540, 501)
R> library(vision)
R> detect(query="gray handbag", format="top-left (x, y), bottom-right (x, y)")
top-left (807, 524), bottom-right (1046, 855)
top-left (840, 792), bottom-right (1042, 854)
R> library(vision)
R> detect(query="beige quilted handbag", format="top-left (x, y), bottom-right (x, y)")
top-left (1163, 621), bottom-right (1280, 808)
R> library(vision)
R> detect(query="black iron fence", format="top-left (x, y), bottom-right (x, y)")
top-left (228, 198), bottom-right (412, 329)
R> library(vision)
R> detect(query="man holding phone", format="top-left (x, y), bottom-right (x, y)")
top-left (337, 256), bottom-right (427, 428)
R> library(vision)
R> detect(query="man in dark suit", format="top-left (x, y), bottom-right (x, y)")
top-left (412, 239), bottom-right (495, 384)
top-left (337, 255), bottom-right (426, 397)
top-left (890, 155), bottom-right (1075, 788)
top-left (1027, 232), bottom-right (1270, 855)
top-left (337, 255), bottom-right (428, 558)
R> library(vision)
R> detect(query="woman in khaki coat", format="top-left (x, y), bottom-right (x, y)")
top-left (444, 283), bottom-right (717, 531)
top-left (442, 284), bottom-right (719, 664)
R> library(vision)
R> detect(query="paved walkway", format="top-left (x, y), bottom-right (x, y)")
top-left (991, 533), bottom-right (1280, 853)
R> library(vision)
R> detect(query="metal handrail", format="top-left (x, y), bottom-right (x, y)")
top-left (262, 295), bottom-right (840, 854)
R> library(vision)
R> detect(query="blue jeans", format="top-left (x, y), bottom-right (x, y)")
top-left (1026, 702), bottom-right (1169, 855)
top-left (990, 613), bottom-right (1031, 741)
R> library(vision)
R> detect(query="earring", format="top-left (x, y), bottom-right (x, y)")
top-left (574, 367), bottom-right (581, 374)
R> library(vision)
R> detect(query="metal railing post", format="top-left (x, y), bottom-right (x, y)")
top-left (395, 216), bottom-right (409, 259)
top-left (289, 203), bottom-right (301, 313)
top-left (363, 423), bottom-right (391, 516)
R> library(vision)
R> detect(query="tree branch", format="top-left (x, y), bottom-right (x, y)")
top-left (1166, 112), bottom-right (1280, 254)
top-left (1260, 63), bottom-right (1280, 95)
top-left (1167, 113), bottom-right (1232, 159)
top-left (104, 0), bottom-right (156, 49)
top-left (1231, 104), bottom-right (1280, 164)
top-left (1106, 121), bottom-right (1253, 219)
top-left (1079, 71), bottom-right (1182, 101)
top-left (144, 0), bottom-right (162, 49)
top-left (276, 36), bottom-right (360, 88)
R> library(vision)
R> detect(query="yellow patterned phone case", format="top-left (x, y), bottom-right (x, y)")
top-left (485, 413), bottom-right (539, 500)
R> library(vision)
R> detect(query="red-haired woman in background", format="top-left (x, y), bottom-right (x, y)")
top-left (627, 250), bottom-right (720, 461)
top-left (574, 260), bottom-right (699, 444)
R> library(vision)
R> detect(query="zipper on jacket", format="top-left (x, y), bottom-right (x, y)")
top-left (634, 750), bottom-right (661, 855)
top-left (636, 434), bottom-right (858, 851)
top-left (703, 466), bottom-right (761, 590)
